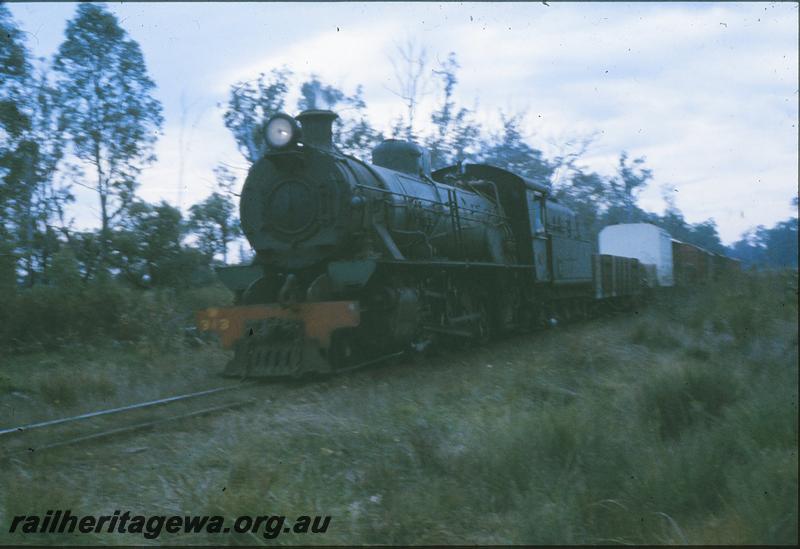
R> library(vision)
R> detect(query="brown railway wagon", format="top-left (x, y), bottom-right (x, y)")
top-left (672, 240), bottom-right (714, 286)
top-left (712, 253), bottom-right (742, 276)
top-left (672, 240), bottom-right (741, 286)
top-left (593, 254), bottom-right (645, 299)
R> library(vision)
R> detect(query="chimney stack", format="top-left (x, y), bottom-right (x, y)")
top-left (296, 110), bottom-right (338, 150)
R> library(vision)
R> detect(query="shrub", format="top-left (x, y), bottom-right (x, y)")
top-left (0, 277), bottom-right (233, 353)
top-left (639, 360), bottom-right (742, 439)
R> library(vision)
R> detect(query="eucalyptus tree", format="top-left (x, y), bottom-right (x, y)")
top-left (188, 164), bottom-right (242, 264)
top-left (223, 67), bottom-right (292, 163)
top-left (479, 113), bottom-right (554, 182)
top-left (296, 76), bottom-right (383, 159)
top-left (112, 200), bottom-right (185, 287)
top-left (602, 152), bottom-right (652, 225)
top-left (1, 3), bottom-right (31, 283)
top-left (729, 203), bottom-right (797, 269)
top-left (2, 7), bottom-right (72, 285)
top-left (0, 4), bottom-right (30, 187)
top-left (426, 52), bottom-right (481, 170)
top-left (386, 39), bottom-right (431, 140)
top-left (53, 2), bottom-right (163, 266)
top-left (297, 75), bottom-right (345, 112)
top-left (12, 67), bottom-right (69, 285)
top-left (335, 85), bottom-right (384, 160)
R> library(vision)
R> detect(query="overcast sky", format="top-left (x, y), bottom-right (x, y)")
top-left (8, 1), bottom-right (799, 245)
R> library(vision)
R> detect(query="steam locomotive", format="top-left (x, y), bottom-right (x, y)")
top-left (196, 109), bottom-right (707, 377)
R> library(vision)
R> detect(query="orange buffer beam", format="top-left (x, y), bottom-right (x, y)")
top-left (196, 301), bottom-right (360, 349)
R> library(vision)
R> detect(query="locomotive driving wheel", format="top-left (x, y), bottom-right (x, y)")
top-left (474, 300), bottom-right (492, 345)
top-left (328, 328), bottom-right (357, 370)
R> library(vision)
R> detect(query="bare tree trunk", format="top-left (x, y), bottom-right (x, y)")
top-left (387, 39), bottom-right (430, 141)
top-left (22, 147), bottom-right (36, 287)
top-left (178, 92), bottom-right (187, 211)
top-left (95, 143), bottom-right (109, 268)
top-left (407, 97), bottom-right (414, 140)
top-left (100, 188), bottom-right (108, 264)
top-left (25, 204), bottom-right (34, 287)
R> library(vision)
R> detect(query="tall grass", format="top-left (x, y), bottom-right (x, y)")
top-left (0, 271), bottom-right (796, 545)
top-left (210, 272), bottom-right (796, 544)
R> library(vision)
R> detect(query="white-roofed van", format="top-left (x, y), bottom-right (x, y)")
top-left (598, 223), bottom-right (674, 287)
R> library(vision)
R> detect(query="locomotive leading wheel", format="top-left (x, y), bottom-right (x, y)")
top-left (242, 275), bottom-right (279, 305)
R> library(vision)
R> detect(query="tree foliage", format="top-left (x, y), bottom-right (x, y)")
top-left (552, 154), bottom-right (727, 253)
top-left (1, 3), bottom-right (32, 244)
top-left (480, 113), bottom-right (554, 182)
top-left (111, 200), bottom-right (213, 288)
top-left (2, 7), bottom-right (794, 306)
top-left (223, 67), bottom-right (292, 163)
top-left (334, 85), bottom-right (384, 159)
top-left (0, 3), bottom-right (30, 165)
top-left (426, 52), bottom-right (481, 170)
top-left (552, 170), bottom-right (608, 245)
top-left (113, 200), bottom-right (183, 287)
top-left (728, 199), bottom-right (798, 269)
top-left (8, 68), bottom-right (71, 285)
top-left (188, 164), bottom-right (242, 263)
top-left (53, 2), bottom-right (164, 264)
top-left (188, 193), bottom-right (240, 263)
top-left (1, 7), bottom-right (71, 285)
top-left (297, 76), bottom-right (384, 159)
top-left (297, 75), bottom-right (345, 112)
top-left (602, 152), bottom-right (652, 224)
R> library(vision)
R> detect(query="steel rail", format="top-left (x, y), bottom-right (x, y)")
top-left (336, 350), bottom-right (406, 374)
top-left (0, 384), bottom-right (243, 437)
top-left (1, 398), bottom-right (255, 459)
top-left (0, 348), bottom-right (406, 459)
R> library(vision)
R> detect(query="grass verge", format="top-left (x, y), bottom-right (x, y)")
top-left (0, 271), bottom-right (796, 544)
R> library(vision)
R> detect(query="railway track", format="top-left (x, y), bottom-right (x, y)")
top-left (0, 384), bottom-right (255, 460)
top-left (0, 348), bottom-right (409, 461)
top-left (0, 322), bottom-right (589, 462)
top-left (0, 308), bottom-right (623, 462)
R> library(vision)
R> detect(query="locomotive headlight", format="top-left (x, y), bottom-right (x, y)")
top-left (264, 113), bottom-right (299, 149)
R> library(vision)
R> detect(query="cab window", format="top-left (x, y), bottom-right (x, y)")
top-left (532, 199), bottom-right (545, 234)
